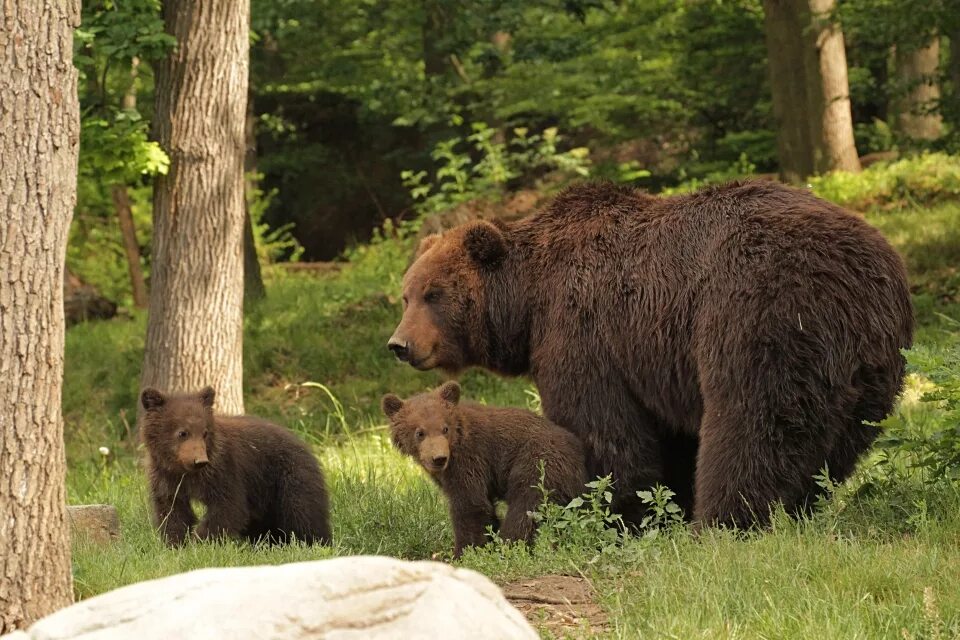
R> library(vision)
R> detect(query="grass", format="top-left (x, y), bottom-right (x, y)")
top-left (64, 200), bottom-right (960, 638)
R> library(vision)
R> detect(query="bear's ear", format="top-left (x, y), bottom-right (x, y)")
top-left (463, 222), bottom-right (506, 269)
top-left (199, 386), bottom-right (216, 409)
top-left (381, 394), bottom-right (404, 418)
top-left (438, 381), bottom-right (461, 405)
top-left (141, 388), bottom-right (166, 411)
top-left (414, 234), bottom-right (441, 261)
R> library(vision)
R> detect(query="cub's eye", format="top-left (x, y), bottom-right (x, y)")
top-left (442, 426), bottom-right (449, 435)
top-left (177, 430), bottom-right (188, 439)
top-left (415, 429), bottom-right (425, 439)
top-left (424, 289), bottom-right (442, 303)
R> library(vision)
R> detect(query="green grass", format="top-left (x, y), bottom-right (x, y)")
top-left (65, 201), bottom-right (960, 638)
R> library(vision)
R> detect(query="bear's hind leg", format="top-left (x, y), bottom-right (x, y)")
top-left (693, 398), bottom-right (835, 529)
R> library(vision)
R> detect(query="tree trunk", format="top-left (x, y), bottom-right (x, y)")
top-left (951, 28), bottom-right (960, 105)
top-left (762, 0), bottom-right (815, 182)
top-left (803, 0), bottom-right (861, 174)
top-left (0, 0), bottom-right (79, 631)
top-left (894, 38), bottom-right (943, 141)
top-left (112, 185), bottom-right (149, 308)
top-left (143, 0), bottom-right (249, 414)
top-left (243, 95), bottom-right (265, 304)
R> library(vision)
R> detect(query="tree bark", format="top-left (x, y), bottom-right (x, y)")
top-left (803, 0), bottom-right (861, 174)
top-left (763, 0), bottom-right (860, 178)
top-left (894, 37), bottom-right (943, 141)
top-left (763, 0), bottom-right (815, 182)
top-left (951, 28), bottom-right (960, 106)
top-left (112, 184), bottom-right (149, 309)
top-left (0, 0), bottom-right (79, 631)
top-left (143, 0), bottom-right (249, 414)
top-left (243, 95), bottom-right (265, 304)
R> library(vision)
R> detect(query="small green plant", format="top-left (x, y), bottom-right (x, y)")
top-left (401, 121), bottom-right (591, 216)
top-left (247, 171), bottom-right (304, 264)
top-left (529, 465), bottom-right (624, 558)
top-left (635, 484), bottom-right (685, 536)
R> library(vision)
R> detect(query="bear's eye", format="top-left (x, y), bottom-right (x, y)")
top-left (442, 425), bottom-right (449, 435)
top-left (177, 430), bottom-right (188, 439)
top-left (424, 289), bottom-right (442, 303)
top-left (415, 429), bottom-right (425, 439)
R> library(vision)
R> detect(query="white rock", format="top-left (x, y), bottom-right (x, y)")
top-left (3, 556), bottom-right (537, 640)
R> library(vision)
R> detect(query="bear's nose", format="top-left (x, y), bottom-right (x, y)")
top-left (387, 337), bottom-right (410, 362)
top-left (432, 455), bottom-right (448, 468)
top-left (193, 458), bottom-right (209, 469)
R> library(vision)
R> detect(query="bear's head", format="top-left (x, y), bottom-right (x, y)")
top-left (387, 220), bottom-right (508, 373)
top-left (140, 386), bottom-right (216, 474)
top-left (381, 381), bottom-right (465, 475)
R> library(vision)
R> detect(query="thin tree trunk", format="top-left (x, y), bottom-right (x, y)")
top-left (243, 94), bottom-right (265, 304)
top-left (951, 28), bottom-right (960, 104)
top-left (112, 184), bottom-right (149, 308)
top-left (763, 0), bottom-right (815, 182)
top-left (0, 0), bottom-right (79, 630)
top-left (803, 0), bottom-right (861, 173)
top-left (895, 38), bottom-right (943, 141)
top-left (143, 0), bottom-right (249, 414)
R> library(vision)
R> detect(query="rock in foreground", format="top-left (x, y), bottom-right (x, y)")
top-left (2, 556), bottom-right (537, 639)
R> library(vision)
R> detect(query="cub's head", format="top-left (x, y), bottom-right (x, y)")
top-left (381, 381), bottom-right (465, 475)
top-left (140, 386), bottom-right (216, 474)
top-left (387, 221), bottom-right (508, 373)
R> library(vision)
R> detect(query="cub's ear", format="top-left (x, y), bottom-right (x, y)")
top-left (414, 233), bottom-right (441, 261)
top-left (381, 394), bottom-right (404, 418)
top-left (140, 388), bottom-right (166, 411)
top-left (463, 222), bottom-right (506, 268)
top-left (199, 386), bottom-right (216, 409)
top-left (438, 381), bottom-right (461, 405)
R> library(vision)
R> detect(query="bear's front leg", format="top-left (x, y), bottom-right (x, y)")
top-left (150, 475), bottom-right (196, 546)
top-left (195, 501), bottom-right (249, 542)
top-left (448, 497), bottom-right (497, 559)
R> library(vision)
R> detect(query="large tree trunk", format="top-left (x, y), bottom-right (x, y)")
top-left (894, 37), bottom-right (943, 141)
top-left (803, 0), bottom-right (861, 174)
top-left (143, 0), bottom-right (249, 414)
top-left (0, 0), bottom-right (79, 630)
top-left (762, 0), bottom-right (860, 179)
top-left (763, 0), bottom-right (815, 182)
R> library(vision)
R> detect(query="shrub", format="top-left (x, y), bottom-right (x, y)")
top-left (810, 152), bottom-right (960, 212)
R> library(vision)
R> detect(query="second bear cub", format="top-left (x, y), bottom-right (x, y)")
top-left (382, 381), bottom-right (586, 557)
top-left (141, 386), bottom-right (332, 546)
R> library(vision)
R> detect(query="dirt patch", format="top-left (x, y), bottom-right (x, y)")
top-left (502, 574), bottom-right (608, 636)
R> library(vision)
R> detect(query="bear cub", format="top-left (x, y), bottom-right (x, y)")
top-left (141, 386), bottom-right (332, 546)
top-left (382, 381), bottom-right (586, 557)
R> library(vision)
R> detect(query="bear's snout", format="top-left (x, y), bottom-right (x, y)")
top-left (193, 456), bottom-right (209, 469)
top-left (387, 336), bottom-right (410, 362)
top-left (431, 455), bottom-right (448, 469)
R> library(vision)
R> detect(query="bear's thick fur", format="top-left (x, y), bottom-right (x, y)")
top-left (140, 386), bottom-right (332, 546)
top-left (382, 382), bottom-right (586, 557)
top-left (387, 181), bottom-right (914, 528)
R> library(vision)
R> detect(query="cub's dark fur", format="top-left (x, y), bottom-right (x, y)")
top-left (382, 381), bottom-right (586, 557)
top-left (141, 386), bottom-right (331, 546)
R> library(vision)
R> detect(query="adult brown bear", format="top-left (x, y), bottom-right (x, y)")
top-left (387, 181), bottom-right (913, 528)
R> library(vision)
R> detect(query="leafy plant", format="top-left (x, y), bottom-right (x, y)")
top-left (401, 122), bottom-right (591, 215)
top-left (635, 484), bottom-right (685, 536)
top-left (529, 467), bottom-right (625, 559)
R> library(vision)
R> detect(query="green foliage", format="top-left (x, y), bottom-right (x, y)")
top-left (810, 152), bottom-right (960, 211)
top-left (530, 472), bottom-right (625, 557)
top-left (79, 110), bottom-right (169, 184)
top-left (878, 344), bottom-right (960, 484)
top-left (401, 122), bottom-right (591, 215)
top-left (247, 172), bottom-right (304, 264)
top-left (635, 484), bottom-right (685, 534)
